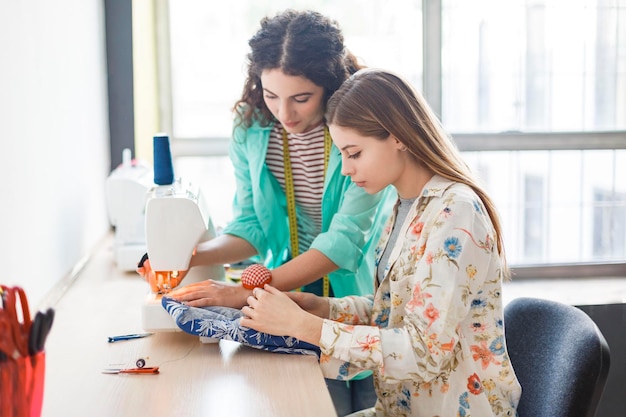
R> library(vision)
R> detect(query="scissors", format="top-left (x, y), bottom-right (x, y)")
top-left (1, 285), bottom-right (32, 359)
top-left (28, 308), bottom-right (55, 355)
top-left (0, 316), bottom-right (19, 360)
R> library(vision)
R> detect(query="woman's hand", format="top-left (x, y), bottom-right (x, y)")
top-left (284, 290), bottom-right (330, 319)
top-left (240, 285), bottom-right (324, 345)
top-left (167, 279), bottom-right (251, 309)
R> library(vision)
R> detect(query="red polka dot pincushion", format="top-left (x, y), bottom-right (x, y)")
top-left (241, 264), bottom-right (273, 289)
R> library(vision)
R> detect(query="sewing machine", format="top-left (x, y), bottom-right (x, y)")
top-left (141, 177), bottom-right (225, 332)
top-left (105, 149), bottom-right (152, 271)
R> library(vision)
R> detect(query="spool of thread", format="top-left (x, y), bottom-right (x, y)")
top-left (241, 264), bottom-right (272, 289)
top-left (153, 133), bottom-right (174, 185)
top-left (122, 148), bottom-right (132, 169)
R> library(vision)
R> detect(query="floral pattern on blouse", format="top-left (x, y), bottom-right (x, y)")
top-left (319, 175), bottom-right (521, 417)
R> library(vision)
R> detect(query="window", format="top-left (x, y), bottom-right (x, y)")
top-left (523, 174), bottom-right (544, 261)
top-left (442, 0), bottom-right (626, 132)
top-left (165, 0), bottom-right (422, 139)
top-left (593, 169), bottom-right (626, 258)
top-left (464, 149), bottom-right (626, 265)
top-left (441, 0), bottom-right (626, 269)
top-left (162, 0), bottom-right (422, 229)
top-left (159, 0), bottom-right (626, 275)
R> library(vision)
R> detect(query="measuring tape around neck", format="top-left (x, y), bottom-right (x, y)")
top-left (282, 126), bottom-right (331, 297)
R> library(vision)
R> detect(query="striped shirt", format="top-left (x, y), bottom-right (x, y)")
top-left (266, 123), bottom-right (327, 254)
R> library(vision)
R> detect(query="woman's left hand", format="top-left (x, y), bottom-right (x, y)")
top-left (168, 279), bottom-right (251, 309)
top-left (241, 285), bottom-right (322, 344)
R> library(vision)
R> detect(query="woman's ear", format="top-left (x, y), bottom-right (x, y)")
top-left (392, 135), bottom-right (408, 152)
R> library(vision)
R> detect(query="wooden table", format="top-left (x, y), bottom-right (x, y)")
top-left (38, 236), bottom-right (336, 417)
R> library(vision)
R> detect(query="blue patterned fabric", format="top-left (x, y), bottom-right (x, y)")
top-left (161, 297), bottom-right (320, 357)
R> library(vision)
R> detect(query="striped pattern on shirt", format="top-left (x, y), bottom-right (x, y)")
top-left (266, 123), bottom-right (326, 254)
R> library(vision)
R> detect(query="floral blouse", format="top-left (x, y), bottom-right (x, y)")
top-left (319, 175), bottom-right (521, 417)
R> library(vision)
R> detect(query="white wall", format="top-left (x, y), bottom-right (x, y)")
top-left (0, 0), bottom-right (111, 307)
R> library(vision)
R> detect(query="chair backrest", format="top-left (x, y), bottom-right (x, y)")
top-left (504, 297), bottom-right (611, 417)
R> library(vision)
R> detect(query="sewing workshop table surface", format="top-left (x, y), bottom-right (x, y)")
top-left (39, 235), bottom-right (337, 417)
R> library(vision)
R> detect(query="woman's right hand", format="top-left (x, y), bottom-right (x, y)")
top-left (284, 290), bottom-right (330, 319)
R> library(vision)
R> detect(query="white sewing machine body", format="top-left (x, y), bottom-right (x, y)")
top-left (142, 178), bottom-right (225, 332)
top-left (105, 150), bottom-right (152, 271)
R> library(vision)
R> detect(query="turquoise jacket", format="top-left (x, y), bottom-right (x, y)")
top-left (222, 120), bottom-right (396, 298)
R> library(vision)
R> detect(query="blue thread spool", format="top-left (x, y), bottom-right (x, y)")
top-left (153, 134), bottom-right (174, 185)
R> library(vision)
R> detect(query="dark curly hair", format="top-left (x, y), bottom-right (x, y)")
top-left (233, 9), bottom-right (363, 128)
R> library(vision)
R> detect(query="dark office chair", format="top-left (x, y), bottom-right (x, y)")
top-left (504, 297), bottom-right (611, 417)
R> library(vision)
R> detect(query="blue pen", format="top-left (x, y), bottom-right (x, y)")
top-left (107, 333), bottom-right (153, 343)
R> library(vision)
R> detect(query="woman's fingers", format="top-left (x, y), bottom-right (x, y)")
top-left (262, 284), bottom-right (280, 295)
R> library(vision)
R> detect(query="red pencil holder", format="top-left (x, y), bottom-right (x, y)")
top-left (0, 351), bottom-right (46, 417)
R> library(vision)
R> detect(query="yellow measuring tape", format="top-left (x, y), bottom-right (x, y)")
top-left (282, 126), bottom-right (331, 297)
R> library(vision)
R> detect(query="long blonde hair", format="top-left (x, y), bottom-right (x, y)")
top-left (326, 69), bottom-right (509, 277)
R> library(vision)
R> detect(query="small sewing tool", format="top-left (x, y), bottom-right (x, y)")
top-left (240, 264), bottom-right (272, 289)
top-left (28, 308), bottom-right (55, 355)
top-left (101, 366), bottom-right (160, 375)
top-left (107, 333), bottom-right (153, 343)
top-left (1, 285), bottom-right (32, 359)
top-left (0, 316), bottom-right (19, 360)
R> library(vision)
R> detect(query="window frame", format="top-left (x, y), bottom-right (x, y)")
top-left (155, 0), bottom-right (626, 280)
